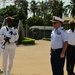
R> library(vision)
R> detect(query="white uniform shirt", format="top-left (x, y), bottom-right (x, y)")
top-left (0, 26), bottom-right (19, 49)
top-left (66, 29), bottom-right (75, 45)
top-left (51, 27), bottom-right (68, 49)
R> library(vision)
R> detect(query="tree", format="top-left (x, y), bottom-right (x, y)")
top-left (51, 0), bottom-right (64, 18)
top-left (35, 2), bottom-right (41, 16)
top-left (64, 0), bottom-right (75, 17)
top-left (30, 0), bottom-right (38, 17)
top-left (15, 0), bottom-right (28, 19)
top-left (45, 14), bottom-right (52, 26)
top-left (26, 16), bottom-right (44, 27)
top-left (39, 1), bottom-right (48, 17)
top-left (58, 0), bottom-right (64, 18)
top-left (0, 5), bottom-right (18, 18)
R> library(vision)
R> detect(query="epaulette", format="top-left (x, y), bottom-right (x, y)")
top-left (61, 28), bottom-right (65, 31)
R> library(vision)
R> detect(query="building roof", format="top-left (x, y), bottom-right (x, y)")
top-left (30, 26), bottom-right (54, 30)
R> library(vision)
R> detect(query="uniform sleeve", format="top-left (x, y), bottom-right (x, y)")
top-left (14, 29), bottom-right (19, 41)
top-left (61, 31), bottom-right (68, 42)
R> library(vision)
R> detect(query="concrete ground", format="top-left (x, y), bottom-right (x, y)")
top-left (0, 40), bottom-right (68, 75)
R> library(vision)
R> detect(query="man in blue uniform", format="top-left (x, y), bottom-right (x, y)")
top-left (50, 16), bottom-right (68, 75)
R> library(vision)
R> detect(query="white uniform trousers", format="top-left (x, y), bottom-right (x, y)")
top-left (2, 47), bottom-right (15, 72)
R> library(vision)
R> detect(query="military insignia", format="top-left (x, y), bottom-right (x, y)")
top-left (57, 30), bottom-right (61, 35)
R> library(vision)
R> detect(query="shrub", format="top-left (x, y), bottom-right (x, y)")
top-left (22, 38), bottom-right (35, 45)
top-left (42, 38), bottom-right (51, 41)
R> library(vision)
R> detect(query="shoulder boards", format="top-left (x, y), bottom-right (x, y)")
top-left (61, 29), bottom-right (65, 31)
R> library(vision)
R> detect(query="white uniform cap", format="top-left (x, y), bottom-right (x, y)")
top-left (53, 16), bottom-right (64, 22)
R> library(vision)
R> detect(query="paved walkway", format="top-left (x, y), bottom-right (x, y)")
top-left (0, 40), bottom-right (68, 75)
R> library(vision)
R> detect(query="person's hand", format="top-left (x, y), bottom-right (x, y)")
top-left (50, 51), bottom-right (52, 55)
top-left (60, 51), bottom-right (65, 58)
top-left (50, 49), bottom-right (52, 55)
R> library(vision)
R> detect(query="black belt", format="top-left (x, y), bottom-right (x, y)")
top-left (68, 44), bottom-right (75, 47)
top-left (52, 48), bottom-right (62, 51)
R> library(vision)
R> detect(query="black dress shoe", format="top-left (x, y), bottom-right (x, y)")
top-left (0, 69), bottom-right (3, 74)
top-left (71, 72), bottom-right (75, 75)
top-left (68, 72), bottom-right (72, 75)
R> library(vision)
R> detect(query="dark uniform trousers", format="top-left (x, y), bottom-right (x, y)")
top-left (66, 44), bottom-right (75, 74)
top-left (51, 49), bottom-right (65, 75)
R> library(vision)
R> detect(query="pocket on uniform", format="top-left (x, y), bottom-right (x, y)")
top-left (56, 34), bottom-right (61, 37)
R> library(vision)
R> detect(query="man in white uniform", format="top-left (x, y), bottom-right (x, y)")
top-left (66, 19), bottom-right (75, 75)
top-left (1, 16), bottom-right (19, 75)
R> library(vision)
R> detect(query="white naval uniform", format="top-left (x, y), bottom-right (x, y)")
top-left (51, 27), bottom-right (68, 49)
top-left (66, 29), bottom-right (75, 45)
top-left (0, 26), bottom-right (19, 74)
top-left (66, 29), bottom-right (75, 74)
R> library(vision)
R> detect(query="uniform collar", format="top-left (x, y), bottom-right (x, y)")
top-left (6, 26), bottom-right (13, 30)
top-left (68, 29), bottom-right (71, 32)
top-left (58, 27), bottom-right (63, 30)
top-left (68, 29), bottom-right (75, 32)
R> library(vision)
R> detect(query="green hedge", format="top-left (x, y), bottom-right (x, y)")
top-left (42, 38), bottom-right (51, 41)
top-left (22, 38), bottom-right (35, 45)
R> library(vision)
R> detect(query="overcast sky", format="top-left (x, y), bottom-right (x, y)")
top-left (0, 0), bottom-right (70, 17)
top-left (1, 0), bottom-right (70, 7)
top-left (27, 0), bottom-right (70, 17)
top-left (28, 0), bottom-right (70, 5)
